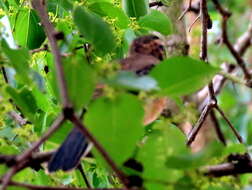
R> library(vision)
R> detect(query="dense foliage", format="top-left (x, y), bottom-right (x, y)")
top-left (0, 0), bottom-right (252, 190)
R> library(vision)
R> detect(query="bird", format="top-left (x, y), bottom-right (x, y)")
top-left (48, 35), bottom-right (166, 172)
top-left (120, 35), bottom-right (165, 75)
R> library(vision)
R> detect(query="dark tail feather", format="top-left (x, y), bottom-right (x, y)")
top-left (48, 127), bottom-right (88, 172)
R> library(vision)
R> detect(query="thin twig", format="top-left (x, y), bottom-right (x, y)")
top-left (199, 0), bottom-right (208, 61)
top-left (209, 110), bottom-right (226, 145)
top-left (218, 70), bottom-right (247, 86)
top-left (1, 67), bottom-right (8, 83)
top-left (204, 155), bottom-right (252, 177)
top-left (187, 0), bottom-right (216, 146)
top-left (1, 167), bottom-right (17, 190)
top-left (234, 14), bottom-right (252, 55)
top-left (178, 0), bottom-right (192, 20)
top-left (212, 0), bottom-right (251, 81)
top-left (8, 111), bottom-right (27, 125)
top-left (214, 105), bottom-right (243, 143)
top-left (77, 164), bottom-right (91, 188)
top-left (0, 115), bottom-right (65, 190)
top-left (188, 14), bottom-right (200, 32)
top-left (0, 151), bottom-right (53, 170)
top-left (16, 114), bottom-right (65, 162)
top-left (187, 102), bottom-right (215, 146)
top-left (30, 44), bottom-right (48, 54)
top-left (32, 0), bottom-right (70, 107)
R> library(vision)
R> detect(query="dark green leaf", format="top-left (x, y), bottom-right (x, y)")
top-left (1, 40), bottom-right (31, 84)
top-left (166, 141), bottom-right (224, 169)
top-left (48, 0), bottom-right (73, 14)
top-left (122, 0), bottom-right (149, 18)
top-left (223, 143), bottom-right (246, 156)
top-left (139, 10), bottom-right (172, 35)
top-left (63, 56), bottom-right (96, 110)
top-left (10, 9), bottom-right (46, 49)
top-left (73, 6), bottom-right (116, 55)
top-left (5, 86), bottom-right (38, 122)
top-left (85, 94), bottom-right (144, 165)
top-left (150, 56), bottom-right (219, 96)
top-left (89, 2), bottom-right (130, 29)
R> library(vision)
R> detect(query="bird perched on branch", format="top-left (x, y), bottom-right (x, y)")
top-left (48, 35), bottom-right (166, 172)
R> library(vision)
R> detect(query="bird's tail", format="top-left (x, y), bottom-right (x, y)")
top-left (48, 127), bottom-right (89, 172)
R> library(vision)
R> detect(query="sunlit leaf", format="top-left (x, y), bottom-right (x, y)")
top-left (73, 6), bottom-right (116, 55)
top-left (63, 55), bottom-right (96, 110)
top-left (122, 0), bottom-right (149, 18)
top-left (150, 56), bottom-right (219, 96)
top-left (10, 9), bottom-right (45, 49)
top-left (1, 40), bottom-right (31, 84)
top-left (89, 2), bottom-right (130, 29)
top-left (85, 93), bottom-right (144, 165)
top-left (137, 122), bottom-right (186, 189)
top-left (139, 10), bottom-right (172, 35)
top-left (5, 86), bottom-right (38, 122)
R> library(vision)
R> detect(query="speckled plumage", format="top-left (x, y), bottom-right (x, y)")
top-left (121, 35), bottom-right (165, 75)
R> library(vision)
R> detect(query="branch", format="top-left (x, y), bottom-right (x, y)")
top-left (209, 110), bottom-right (226, 145)
top-left (8, 111), bottom-right (27, 126)
top-left (77, 164), bottom-right (91, 188)
top-left (204, 154), bottom-right (252, 177)
top-left (187, 0), bottom-right (217, 146)
top-left (199, 12), bottom-right (252, 108)
top-left (187, 101), bottom-right (215, 145)
top-left (32, 0), bottom-right (70, 107)
top-left (214, 105), bottom-right (243, 143)
top-left (0, 115), bottom-right (64, 190)
top-left (234, 14), bottom-right (252, 55)
top-left (30, 44), bottom-right (48, 54)
top-left (16, 114), bottom-right (65, 162)
top-left (0, 180), bottom-right (127, 190)
top-left (32, 0), bottom-right (130, 187)
top-left (0, 151), bottom-right (54, 169)
top-left (212, 0), bottom-right (251, 81)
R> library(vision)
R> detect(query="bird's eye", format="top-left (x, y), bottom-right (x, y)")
top-left (151, 35), bottom-right (159, 40)
top-left (158, 45), bottom-right (164, 50)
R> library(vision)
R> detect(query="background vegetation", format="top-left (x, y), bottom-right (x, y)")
top-left (0, 0), bottom-right (252, 190)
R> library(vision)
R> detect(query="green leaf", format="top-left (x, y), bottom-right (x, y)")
top-left (73, 6), bottom-right (116, 55)
top-left (166, 141), bottom-right (224, 170)
top-left (63, 56), bottom-right (96, 110)
top-left (48, 0), bottom-right (73, 14)
top-left (150, 56), bottom-right (219, 96)
top-left (122, 0), bottom-right (149, 19)
top-left (108, 71), bottom-right (159, 91)
top-left (85, 94), bottom-right (144, 165)
top-left (5, 86), bottom-right (38, 122)
top-left (10, 9), bottom-right (45, 49)
top-left (88, 2), bottom-right (130, 29)
top-left (31, 86), bottom-right (52, 113)
top-left (137, 123), bottom-right (186, 188)
top-left (223, 143), bottom-right (247, 156)
top-left (1, 40), bottom-right (31, 84)
top-left (138, 10), bottom-right (173, 35)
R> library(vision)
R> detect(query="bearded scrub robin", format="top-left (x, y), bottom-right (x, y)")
top-left (48, 35), bottom-right (167, 172)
